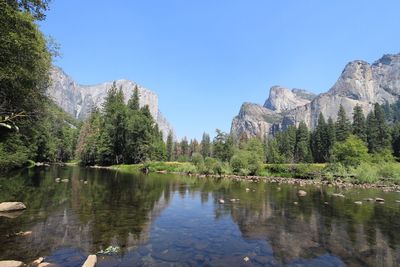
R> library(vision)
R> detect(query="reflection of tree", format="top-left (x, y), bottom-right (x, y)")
top-left (0, 167), bottom-right (174, 262)
top-left (219, 183), bottom-right (400, 267)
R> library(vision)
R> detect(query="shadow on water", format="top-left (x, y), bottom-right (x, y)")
top-left (0, 166), bottom-right (399, 266)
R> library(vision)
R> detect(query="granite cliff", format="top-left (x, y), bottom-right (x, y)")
top-left (231, 53), bottom-right (400, 139)
top-left (47, 66), bottom-right (174, 140)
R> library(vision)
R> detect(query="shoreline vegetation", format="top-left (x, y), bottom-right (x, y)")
top-left (87, 161), bottom-right (400, 191)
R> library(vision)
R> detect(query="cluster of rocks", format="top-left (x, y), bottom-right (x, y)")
top-left (166, 171), bottom-right (400, 192)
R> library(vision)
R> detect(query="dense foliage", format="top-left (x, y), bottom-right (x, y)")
top-left (0, 0), bottom-right (80, 172)
top-left (76, 85), bottom-right (166, 165)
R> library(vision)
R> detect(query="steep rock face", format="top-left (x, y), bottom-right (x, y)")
top-left (231, 103), bottom-right (282, 139)
top-left (231, 53), bottom-right (400, 138)
top-left (264, 86), bottom-right (316, 112)
top-left (47, 66), bottom-right (174, 140)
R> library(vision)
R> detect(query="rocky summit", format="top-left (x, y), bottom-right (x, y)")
top-left (231, 53), bottom-right (400, 139)
top-left (47, 66), bottom-right (174, 140)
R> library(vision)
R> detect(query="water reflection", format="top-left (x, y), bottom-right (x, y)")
top-left (0, 166), bottom-right (399, 266)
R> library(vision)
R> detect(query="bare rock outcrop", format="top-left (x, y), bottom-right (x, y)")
top-left (47, 66), bottom-right (174, 140)
top-left (231, 53), bottom-right (400, 138)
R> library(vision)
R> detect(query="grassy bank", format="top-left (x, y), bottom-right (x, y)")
top-left (110, 161), bottom-right (400, 185)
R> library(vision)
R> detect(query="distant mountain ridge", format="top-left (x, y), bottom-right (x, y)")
top-left (47, 66), bottom-right (174, 140)
top-left (231, 53), bottom-right (400, 139)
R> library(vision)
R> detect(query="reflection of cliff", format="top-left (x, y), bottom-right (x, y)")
top-left (229, 189), bottom-right (400, 267)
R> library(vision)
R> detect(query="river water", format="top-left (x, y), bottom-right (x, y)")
top-left (0, 166), bottom-right (399, 266)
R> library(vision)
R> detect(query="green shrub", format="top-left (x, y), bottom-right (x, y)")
top-left (191, 152), bottom-right (204, 167)
top-left (247, 154), bottom-right (262, 175)
top-left (230, 154), bottom-right (248, 174)
top-left (330, 135), bottom-right (369, 167)
top-left (176, 162), bottom-right (197, 174)
top-left (378, 162), bottom-right (400, 182)
top-left (353, 163), bottom-right (379, 184)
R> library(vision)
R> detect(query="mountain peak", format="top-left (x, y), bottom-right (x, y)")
top-left (47, 66), bottom-right (174, 140)
top-left (263, 86), bottom-right (315, 112)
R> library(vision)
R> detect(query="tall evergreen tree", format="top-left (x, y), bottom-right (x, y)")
top-left (200, 132), bottom-right (211, 158)
top-left (127, 85), bottom-right (140, 111)
top-left (295, 121), bottom-right (312, 162)
top-left (180, 137), bottom-right (189, 159)
top-left (166, 131), bottom-right (174, 161)
top-left (374, 103), bottom-right (391, 150)
top-left (352, 105), bottom-right (366, 142)
top-left (366, 111), bottom-right (378, 153)
top-left (276, 125), bottom-right (296, 163)
top-left (312, 113), bottom-right (330, 162)
top-left (392, 123), bottom-right (400, 158)
top-left (327, 117), bottom-right (336, 152)
top-left (335, 105), bottom-right (351, 142)
top-left (213, 129), bottom-right (234, 162)
top-left (99, 83), bottom-right (127, 164)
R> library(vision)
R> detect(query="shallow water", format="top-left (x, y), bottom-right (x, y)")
top-left (0, 166), bottom-right (400, 267)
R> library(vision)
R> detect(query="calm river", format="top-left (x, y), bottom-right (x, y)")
top-left (0, 166), bottom-right (399, 266)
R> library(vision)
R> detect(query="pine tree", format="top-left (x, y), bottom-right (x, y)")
top-left (166, 131), bottom-right (174, 161)
top-left (294, 121), bottom-right (312, 162)
top-left (366, 111), bottom-right (378, 152)
top-left (180, 137), bottom-right (189, 160)
top-left (128, 85), bottom-right (140, 111)
top-left (312, 113), bottom-right (329, 162)
top-left (200, 132), bottom-right (211, 158)
top-left (327, 117), bottom-right (336, 152)
top-left (352, 105), bottom-right (366, 142)
top-left (99, 83), bottom-right (127, 164)
top-left (392, 123), bottom-right (400, 158)
top-left (335, 105), bottom-right (351, 142)
top-left (213, 129), bottom-right (234, 162)
top-left (374, 103), bottom-right (391, 150)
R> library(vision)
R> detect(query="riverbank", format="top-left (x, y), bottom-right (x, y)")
top-left (105, 162), bottom-right (400, 192)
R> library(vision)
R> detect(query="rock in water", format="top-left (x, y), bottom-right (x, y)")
top-left (0, 261), bottom-right (25, 267)
top-left (354, 201), bottom-right (363, 205)
top-left (297, 190), bottom-right (307, 197)
top-left (82, 255), bottom-right (97, 267)
top-left (375, 197), bottom-right (385, 202)
top-left (38, 263), bottom-right (57, 267)
top-left (0, 202), bottom-right (26, 212)
top-left (219, 199), bottom-right (225, 204)
top-left (31, 257), bottom-right (44, 266)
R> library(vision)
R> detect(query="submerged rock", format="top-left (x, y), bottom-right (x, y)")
top-left (0, 261), bottom-right (25, 267)
top-left (38, 263), bottom-right (57, 267)
top-left (354, 201), bottom-right (363, 205)
top-left (0, 202), bottom-right (26, 212)
top-left (0, 210), bottom-right (25, 219)
top-left (82, 255), bottom-right (96, 267)
top-left (15, 231), bottom-right (32, 237)
top-left (297, 190), bottom-right (307, 197)
top-left (332, 193), bottom-right (345, 198)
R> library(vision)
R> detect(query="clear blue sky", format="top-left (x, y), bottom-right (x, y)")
top-left (40, 0), bottom-right (400, 140)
